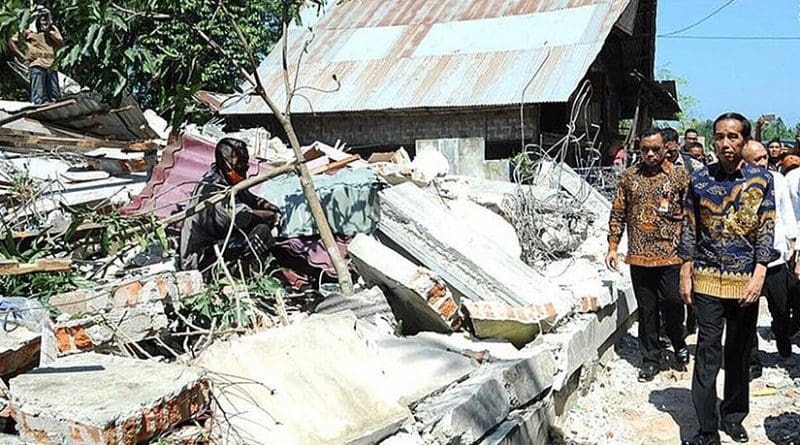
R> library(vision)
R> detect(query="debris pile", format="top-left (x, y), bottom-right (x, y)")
top-left (1, 91), bottom-right (638, 444)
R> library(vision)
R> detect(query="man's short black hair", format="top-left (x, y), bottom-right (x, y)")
top-left (685, 128), bottom-right (698, 136)
top-left (769, 137), bottom-right (782, 145)
top-left (215, 137), bottom-right (249, 171)
top-left (713, 112), bottom-right (751, 140)
top-left (688, 142), bottom-right (704, 150)
top-left (639, 127), bottom-right (663, 141)
top-left (660, 127), bottom-right (679, 144)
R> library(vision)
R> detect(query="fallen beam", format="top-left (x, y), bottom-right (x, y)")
top-left (0, 259), bottom-right (71, 276)
top-left (377, 183), bottom-right (573, 327)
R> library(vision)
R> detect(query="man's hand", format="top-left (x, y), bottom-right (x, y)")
top-left (794, 258), bottom-right (800, 281)
top-left (605, 250), bottom-right (619, 272)
top-left (680, 262), bottom-right (693, 305)
top-left (740, 265), bottom-right (767, 307)
top-left (757, 116), bottom-right (767, 128)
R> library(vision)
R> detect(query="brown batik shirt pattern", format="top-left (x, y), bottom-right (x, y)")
top-left (608, 160), bottom-right (690, 267)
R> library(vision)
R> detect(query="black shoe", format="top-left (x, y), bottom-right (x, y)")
top-left (720, 422), bottom-right (749, 443)
top-left (676, 347), bottom-right (690, 365)
top-left (777, 337), bottom-right (792, 358)
top-left (638, 364), bottom-right (658, 382)
top-left (682, 431), bottom-right (721, 445)
top-left (749, 364), bottom-right (762, 381)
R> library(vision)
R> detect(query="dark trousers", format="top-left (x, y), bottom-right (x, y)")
top-left (630, 265), bottom-right (687, 366)
top-left (29, 66), bottom-right (59, 105)
top-left (197, 223), bottom-right (273, 278)
top-left (692, 293), bottom-right (759, 433)
top-left (752, 264), bottom-right (791, 363)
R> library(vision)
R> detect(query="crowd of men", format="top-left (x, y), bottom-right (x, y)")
top-left (607, 113), bottom-right (800, 445)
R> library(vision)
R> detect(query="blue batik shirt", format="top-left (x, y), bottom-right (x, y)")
top-left (679, 161), bottom-right (778, 299)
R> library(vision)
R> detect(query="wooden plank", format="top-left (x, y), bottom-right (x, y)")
top-left (0, 100), bottom-right (77, 128)
top-left (310, 155), bottom-right (361, 175)
top-left (0, 258), bottom-right (72, 276)
top-left (0, 132), bottom-right (129, 152)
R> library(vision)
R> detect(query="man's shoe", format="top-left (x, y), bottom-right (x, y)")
top-left (720, 422), bottom-right (749, 443)
top-left (638, 364), bottom-right (658, 382)
top-left (682, 431), bottom-right (721, 445)
top-left (777, 337), bottom-right (792, 358)
top-left (676, 347), bottom-right (690, 365)
top-left (749, 364), bottom-right (762, 381)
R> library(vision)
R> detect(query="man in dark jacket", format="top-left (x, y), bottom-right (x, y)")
top-left (180, 138), bottom-right (282, 277)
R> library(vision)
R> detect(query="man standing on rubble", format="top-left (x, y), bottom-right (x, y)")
top-left (606, 128), bottom-right (690, 383)
top-left (180, 138), bottom-right (282, 277)
top-left (680, 113), bottom-right (778, 445)
top-left (7, 7), bottom-right (63, 104)
top-left (741, 140), bottom-right (796, 381)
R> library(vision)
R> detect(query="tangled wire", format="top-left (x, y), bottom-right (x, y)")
top-left (504, 80), bottom-right (612, 266)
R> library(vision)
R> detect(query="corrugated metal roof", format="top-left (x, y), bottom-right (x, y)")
top-left (222, 0), bottom-right (631, 115)
top-left (14, 92), bottom-right (158, 141)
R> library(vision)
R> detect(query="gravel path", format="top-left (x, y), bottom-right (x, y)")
top-left (562, 303), bottom-right (800, 445)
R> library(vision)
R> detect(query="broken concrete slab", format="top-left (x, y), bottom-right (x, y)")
top-left (54, 301), bottom-right (168, 355)
top-left (356, 321), bottom-right (477, 405)
top-left (544, 284), bottom-right (637, 391)
top-left (197, 312), bottom-right (411, 445)
top-left (0, 434), bottom-right (25, 445)
top-left (416, 374), bottom-right (511, 445)
top-left (447, 199), bottom-right (522, 259)
top-left (378, 429), bottom-right (426, 445)
top-left (315, 286), bottom-right (395, 328)
top-left (8, 352), bottom-right (209, 445)
top-left (480, 349), bottom-right (556, 409)
top-left (48, 271), bottom-right (204, 316)
top-left (408, 332), bottom-right (534, 361)
top-left (0, 327), bottom-right (40, 378)
top-left (348, 234), bottom-right (460, 334)
top-left (543, 259), bottom-right (619, 313)
top-left (463, 299), bottom-right (555, 348)
top-left (378, 183), bottom-right (573, 324)
top-left (479, 404), bottom-right (550, 445)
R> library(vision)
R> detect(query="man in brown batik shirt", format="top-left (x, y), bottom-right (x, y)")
top-left (606, 127), bottom-right (690, 382)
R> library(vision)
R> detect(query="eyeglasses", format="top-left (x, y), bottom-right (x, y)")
top-left (639, 146), bottom-right (661, 154)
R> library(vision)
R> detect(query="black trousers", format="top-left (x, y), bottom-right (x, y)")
top-left (752, 264), bottom-right (791, 363)
top-left (630, 265), bottom-right (687, 366)
top-left (692, 293), bottom-right (759, 433)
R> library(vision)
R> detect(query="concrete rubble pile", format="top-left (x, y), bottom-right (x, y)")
top-left (1, 95), bottom-right (637, 445)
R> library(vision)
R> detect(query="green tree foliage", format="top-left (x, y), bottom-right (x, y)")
top-left (0, 1), bottom-right (294, 126)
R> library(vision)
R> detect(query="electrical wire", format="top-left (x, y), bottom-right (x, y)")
top-left (657, 0), bottom-right (737, 37)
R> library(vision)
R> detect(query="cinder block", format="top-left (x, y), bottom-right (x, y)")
top-left (8, 353), bottom-right (210, 445)
top-left (0, 327), bottom-right (40, 378)
top-left (54, 302), bottom-right (168, 355)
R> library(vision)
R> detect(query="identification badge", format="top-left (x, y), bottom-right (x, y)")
top-left (658, 196), bottom-right (670, 214)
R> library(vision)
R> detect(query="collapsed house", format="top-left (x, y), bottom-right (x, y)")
top-left (0, 1), bottom-right (684, 444)
top-left (219, 0), bottom-right (679, 164)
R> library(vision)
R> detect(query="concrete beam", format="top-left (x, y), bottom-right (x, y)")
top-left (377, 183), bottom-right (573, 327)
top-left (8, 353), bottom-right (209, 445)
top-left (348, 234), bottom-right (460, 334)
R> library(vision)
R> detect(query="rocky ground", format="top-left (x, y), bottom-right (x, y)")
top-left (562, 303), bottom-right (800, 445)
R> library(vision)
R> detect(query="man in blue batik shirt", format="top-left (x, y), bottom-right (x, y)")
top-left (679, 113), bottom-right (778, 445)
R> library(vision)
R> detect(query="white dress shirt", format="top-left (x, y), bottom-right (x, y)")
top-left (770, 170), bottom-right (798, 267)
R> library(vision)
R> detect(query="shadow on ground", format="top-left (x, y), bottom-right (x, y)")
top-left (764, 412), bottom-right (800, 444)
top-left (648, 387), bottom-right (699, 440)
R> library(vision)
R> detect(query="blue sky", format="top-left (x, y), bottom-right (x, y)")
top-left (656, 0), bottom-right (800, 125)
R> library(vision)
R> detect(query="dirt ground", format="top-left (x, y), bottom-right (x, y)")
top-left (562, 303), bottom-right (800, 445)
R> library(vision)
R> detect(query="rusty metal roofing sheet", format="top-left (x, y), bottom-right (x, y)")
top-left (222, 0), bottom-right (631, 115)
top-left (17, 92), bottom-right (158, 141)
